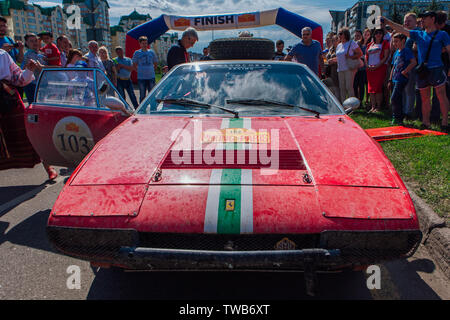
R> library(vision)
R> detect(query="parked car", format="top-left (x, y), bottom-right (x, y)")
top-left (29, 62), bottom-right (421, 295)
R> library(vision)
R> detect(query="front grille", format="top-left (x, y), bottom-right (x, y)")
top-left (138, 233), bottom-right (320, 251)
top-left (320, 230), bottom-right (422, 264)
top-left (47, 226), bottom-right (138, 260)
top-left (47, 226), bottom-right (422, 269)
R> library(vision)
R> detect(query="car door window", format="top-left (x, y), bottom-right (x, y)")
top-left (36, 69), bottom-right (97, 108)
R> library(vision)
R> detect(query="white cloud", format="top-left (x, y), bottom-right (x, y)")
top-left (29, 0), bottom-right (62, 7)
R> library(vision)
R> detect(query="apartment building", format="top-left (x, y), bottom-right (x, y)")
top-left (330, 0), bottom-right (450, 35)
top-left (62, 0), bottom-right (111, 51)
top-left (110, 24), bottom-right (125, 51)
top-left (153, 32), bottom-right (179, 64)
top-left (0, 0), bottom-right (68, 41)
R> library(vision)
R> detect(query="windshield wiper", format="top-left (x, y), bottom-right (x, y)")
top-left (157, 98), bottom-right (239, 118)
top-left (226, 99), bottom-right (320, 118)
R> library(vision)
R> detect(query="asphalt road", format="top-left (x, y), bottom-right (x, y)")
top-left (0, 165), bottom-right (449, 300)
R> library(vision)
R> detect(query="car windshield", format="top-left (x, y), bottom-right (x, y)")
top-left (137, 62), bottom-right (343, 116)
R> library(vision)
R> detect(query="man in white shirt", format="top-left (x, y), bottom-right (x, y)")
top-left (84, 40), bottom-right (106, 72)
top-left (0, 48), bottom-right (34, 85)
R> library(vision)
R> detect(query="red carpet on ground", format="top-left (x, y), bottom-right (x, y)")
top-left (365, 126), bottom-right (448, 142)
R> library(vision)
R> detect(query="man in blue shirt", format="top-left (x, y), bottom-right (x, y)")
top-left (113, 46), bottom-right (138, 109)
top-left (430, 11), bottom-right (450, 124)
top-left (402, 13), bottom-right (421, 118)
top-left (132, 36), bottom-right (158, 103)
top-left (84, 40), bottom-right (105, 72)
top-left (21, 33), bottom-right (47, 104)
top-left (285, 27), bottom-right (325, 77)
top-left (0, 16), bottom-right (24, 64)
top-left (383, 12), bottom-right (450, 132)
top-left (389, 33), bottom-right (417, 125)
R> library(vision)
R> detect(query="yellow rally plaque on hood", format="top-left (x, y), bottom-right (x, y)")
top-left (202, 128), bottom-right (270, 144)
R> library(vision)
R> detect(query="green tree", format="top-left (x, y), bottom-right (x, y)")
top-left (411, 6), bottom-right (422, 16)
top-left (427, 0), bottom-right (443, 11)
top-left (391, 3), bottom-right (403, 24)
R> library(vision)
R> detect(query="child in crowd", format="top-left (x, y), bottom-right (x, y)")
top-left (38, 31), bottom-right (61, 66)
top-left (388, 33), bottom-right (417, 125)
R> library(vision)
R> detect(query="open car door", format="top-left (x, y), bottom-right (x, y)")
top-left (25, 68), bottom-right (133, 167)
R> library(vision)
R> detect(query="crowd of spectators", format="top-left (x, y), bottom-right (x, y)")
top-left (316, 10), bottom-right (449, 132)
top-left (1, 11), bottom-right (449, 132)
top-left (0, 15), bottom-right (164, 110)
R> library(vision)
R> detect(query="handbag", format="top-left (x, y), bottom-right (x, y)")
top-left (416, 31), bottom-right (438, 80)
top-left (346, 41), bottom-right (362, 70)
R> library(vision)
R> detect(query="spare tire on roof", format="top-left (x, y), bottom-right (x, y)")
top-left (209, 37), bottom-right (275, 60)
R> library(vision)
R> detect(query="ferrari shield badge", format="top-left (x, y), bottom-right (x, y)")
top-left (225, 199), bottom-right (235, 211)
top-left (275, 238), bottom-right (296, 250)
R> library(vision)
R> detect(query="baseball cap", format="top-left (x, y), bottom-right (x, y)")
top-left (418, 11), bottom-right (437, 18)
top-left (75, 60), bottom-right (88, 68)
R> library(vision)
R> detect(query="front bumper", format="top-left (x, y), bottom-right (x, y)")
top-left (118, 247), bottom-right (341, 270)
top-left (47, 226), bottom-right (422, 271)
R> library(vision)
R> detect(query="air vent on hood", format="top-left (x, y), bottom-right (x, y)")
top-left (160, 150), bottom-right (306, 170)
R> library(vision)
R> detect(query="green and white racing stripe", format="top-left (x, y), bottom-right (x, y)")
top-left (204, 118), bottom-right (253, 234)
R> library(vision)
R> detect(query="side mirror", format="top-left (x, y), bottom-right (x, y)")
top-left (103, 96), bottom-right (132, 116)
top-left (343, 97), bottom-right (360, 115)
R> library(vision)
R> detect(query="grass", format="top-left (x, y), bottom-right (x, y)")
top-left (350, 108), bottom-right (449, 219)
top-left (155, 73), bottom-right (162, 83)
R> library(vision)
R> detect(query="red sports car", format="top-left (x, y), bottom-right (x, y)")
top-left (30, 62), bottom-right (421, 294)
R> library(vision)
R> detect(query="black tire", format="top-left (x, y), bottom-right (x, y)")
top-left (209, 37), bottom-right (275, 60)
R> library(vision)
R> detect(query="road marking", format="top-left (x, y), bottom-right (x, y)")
top-left (0, 175), bottom-right (64, 215)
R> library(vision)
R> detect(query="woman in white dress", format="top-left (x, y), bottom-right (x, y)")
top-left (335, 27), bottom-right (363, 102)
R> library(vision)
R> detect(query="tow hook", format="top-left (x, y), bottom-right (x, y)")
top-left (302, 249), bottom-right (338, 296)
top-left (304, 257), bottom-right (318, 296)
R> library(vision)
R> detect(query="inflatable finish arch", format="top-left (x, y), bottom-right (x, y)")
top-left (125, 7), bottom-right (323, 58)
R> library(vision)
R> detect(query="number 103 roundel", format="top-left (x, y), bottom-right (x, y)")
top-left (52, 116), bottom-right (95, 165)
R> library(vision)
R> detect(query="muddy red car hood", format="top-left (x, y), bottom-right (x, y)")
top-left (51, 115), bottom-right (420, 229)
top-left (70, 115), bottom-right (399, 188)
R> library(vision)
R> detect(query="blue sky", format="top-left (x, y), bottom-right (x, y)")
top-left (29, 0), bottom-right (357, 52)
